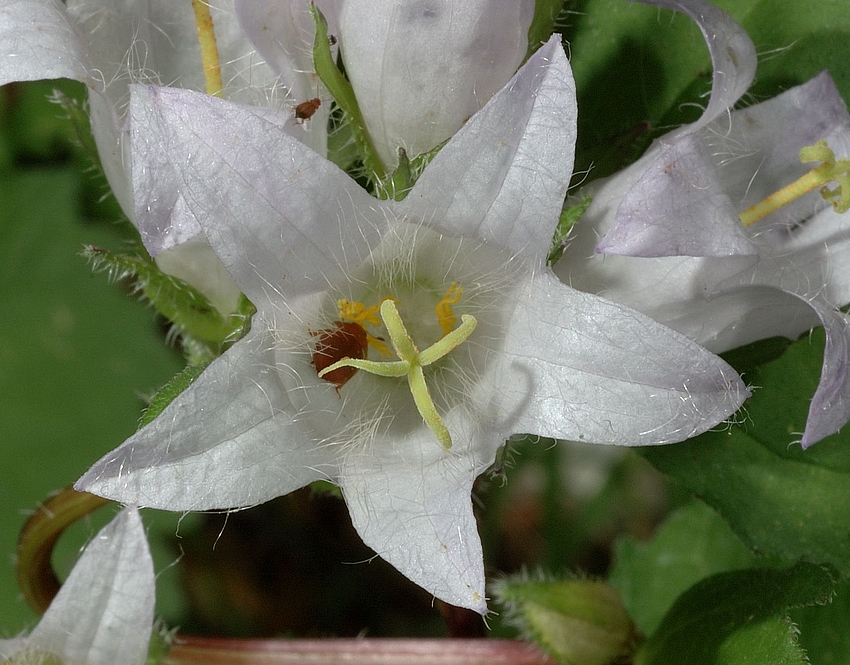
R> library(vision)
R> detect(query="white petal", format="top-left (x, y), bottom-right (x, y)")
top-left (235, 0), bottom-right (336, 154)
top-left (77, 328), bottom-right (330, 509)
top-left (801, 304), bottom-right (850, 448)
top-left (339, 0), bottom-right (534, 168)
top-left (338, 418), bottom-right (488, 613)
top-left (129, 84), bottom-right (385, 307)
top-left (633, 0), bottom-right (755, 137)
top-left (0, 0), bottom-right (91, 86)
top-left (495, 272), bottom-right (748, 445)
top-left (597, 134), bottom-right (756, 257)
top-left (153, 234), bottom-right (243, 315)
top-left (27, 508), bottom-right (154, 665)
top-left (403, 36), bottom-right (575, 261)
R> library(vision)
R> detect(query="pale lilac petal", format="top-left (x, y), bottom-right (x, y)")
top-left (28, 508), bottom-right (154, 665)
top-left (633, 0), bottom-right (756, 136)
top-left (403, 36), bottom-right (575, 262)
top-left (76, 329), bottom-right (330, 509)
top-left (339, 0), bottom-right (534, 168)
top-left (801, 303), bottom-right (850, 448)
top-left (339, 417), bottom-right (489, 613)
top-left (597, 134), bottom-right (756, 257)
top-left (0, 0), bottom-right (91, 86)
top-left (495, 272), bottom-right (748, 445)
top-left (709, 71), bottom-right (850, 225)
top-left (129, 84), bottom-right (385, 307)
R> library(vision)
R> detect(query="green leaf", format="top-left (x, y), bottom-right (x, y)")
top-left (641, 330), bottom-right (850, 576)
top-left (0, 167), bottom-right (183, 632)
top-left (565, 0), bottom-right (850, 183)
top-left (609, 501), bottom-right (757, 636)
top-left (636, 562), bottom-right (835, 665)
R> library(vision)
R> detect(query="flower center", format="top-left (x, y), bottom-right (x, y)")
top-left (739, 139), bottom-right (850, 227)
top-left (317, 294), bottom-right (477, 450)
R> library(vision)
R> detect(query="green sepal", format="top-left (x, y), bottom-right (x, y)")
top-left (145, 621), bottom-right (177, 665)
top-left (139, 360), bottom-right (210, 429)
top-left (375, 139), bottom-right (448, 201)
top-left (310, 4), bottom-right (387, 182)
top-left (496, 576), bottom-right (637, 665)
top-left (82, 245), bottom-right (250, 346)
top-left (527, 0), bottom-right (568, 60)
top-left (636, 562), bottom-right (835, 665)
top-left (548, 196), bottom-right (592, 265)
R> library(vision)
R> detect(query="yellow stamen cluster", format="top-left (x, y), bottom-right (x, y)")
top-left (739, 140), bottom-right (850, 227)
top-left (338, 298), bottom-right (391, 356)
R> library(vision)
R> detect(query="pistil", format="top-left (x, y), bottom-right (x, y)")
top-left (318, 299), bottom-right (477, 450)
top-left (739, 140), bottom-right (850, 227)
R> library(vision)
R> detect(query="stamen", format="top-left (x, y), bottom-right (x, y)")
top-left (338, 298), bottom-right (392, 356)
top-left (191, 0), bottom-right (223, 97)
top-left (435, 283), bottom-right (463, 336)
top-left (317, 298), bottom-right (478, 450)
top-left (739, 140), bottom-right (850, 227)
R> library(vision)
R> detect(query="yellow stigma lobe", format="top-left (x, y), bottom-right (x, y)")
top-left (318, 298), bottom-right (477, 450)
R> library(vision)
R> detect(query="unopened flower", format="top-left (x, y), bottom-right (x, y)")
top-left (556, 1), bottom-right (850, 447)
top-left (0, 507), bottom-right (154, 665)
top-left (0, 0), bottom-right (336, 313)
top-left (337, 0), bottom-right (535, 169)
top-left (76, 36), bottom-right (746, 612)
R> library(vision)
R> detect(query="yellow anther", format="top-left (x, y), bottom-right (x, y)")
top-left (338, 298), bottom-right (382, 326)
top-left (435, 283), bottom-right (463, 336)
top-left (740, 140), bottom-right (850, 227)
top-left (191, 0), bottom-right (223, 97)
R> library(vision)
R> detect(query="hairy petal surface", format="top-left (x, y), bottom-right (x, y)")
top-left (494, 272), bottom-right (748, 445)
top-left (0, 0), bottom-right (91, 86)
top-left (339, 417), bottom-right (490, 613)
top-left (129, 84), bottom-right (383, 306)
top-left (0, 508), bottom-right (154, 665)
top-left (338, 0), bottom-right (534, 168)
top-left (599, 0), bottom-right (757, 257)
top-left (559, 73), bottom-right (850, 446)
top-left (403, 36), bottom-right (576, 262)
top-left (77, 329), bottom-right (330, 509)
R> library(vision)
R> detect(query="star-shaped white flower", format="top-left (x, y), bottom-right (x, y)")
top-left (76, 36), bottom-right (747, 613)
top-left (0, 507), bottom-right (154, 665)
top-left (556, 1), bottom-right (850, 447)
